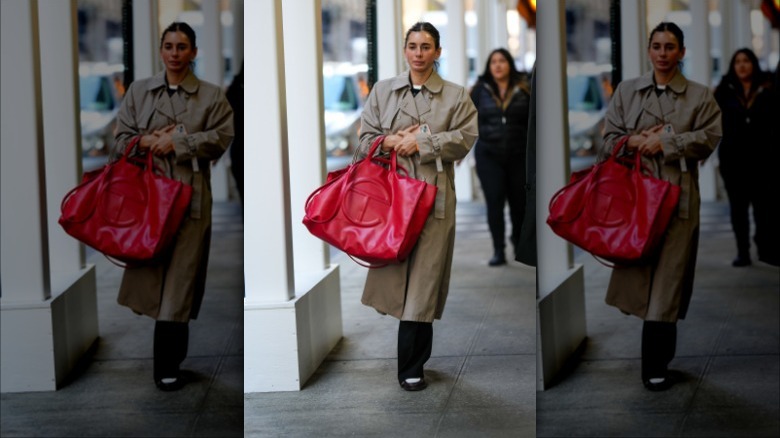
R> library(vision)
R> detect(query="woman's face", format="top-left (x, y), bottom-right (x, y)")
top-left (489, 53), bottom-right (511, 82)
top-left (733, 52), bottom-right (754, 82)
top-left (160, 31), bottom-right (197, 75)
top-left (404, 31), bottom-right (441, 76)
top-left (648, 31), bottom-right (684, 76)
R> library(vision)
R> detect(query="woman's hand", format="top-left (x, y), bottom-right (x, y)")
top-left (148, 125), bottom-right (176, 156)
top-left (626, 125), bottom-right (664, 156)
top-left (381, 125), bottom-right (419, 156)
top-left (137, 125), bottom-right (175, 156)
top-left (394, 125), bottom-right (420, 157)
top-left (637, 125), bottom-right (664, 156)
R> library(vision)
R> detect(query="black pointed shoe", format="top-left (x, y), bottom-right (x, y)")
top-left (155, 371), bottom-right (192, 391)
top-left (399, 377), bottom-right (428, 391)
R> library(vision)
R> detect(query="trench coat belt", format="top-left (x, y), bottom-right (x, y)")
top-left (678, 157), bottom-right (690, 220)
top-left (433, 156), bottom-right (445, 219)
top-left (434, 177), bottom-right (446, 219)
top-left (190, 157), bottom-right (202, 219)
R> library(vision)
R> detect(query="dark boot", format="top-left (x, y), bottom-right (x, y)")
top-left (732, 251), bottom-right (751, 267)
top-left (641, 321), bottom-right (677, 391)
top-left (154, 321), bottom-right (190, 391)
top-left (488, 249), bottom-right (506, 267)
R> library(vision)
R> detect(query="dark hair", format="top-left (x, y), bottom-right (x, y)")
top-left (478, 48), bottom-right (526, 96)
top-left (648, 22), bottom-right (684, 49)
top-left (405, 22), bottom-right (440, 49)
top-left (160, 22), bottom-right (197, 49)
top-left (724, 48), bottom-right (764, 90)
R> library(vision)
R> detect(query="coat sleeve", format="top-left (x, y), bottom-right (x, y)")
top-left (172, 88), bottom-right (234, 163)
top-left (659, 87), bottom-right (721, 163)
top-left (600, 81), bottom-right (630, 161)
top-left (112, 81), bottom-right (142, 159)
top-left (356, 84), bottom-right (384, 161)
top-left (417, 85), bottom-right (478, 164)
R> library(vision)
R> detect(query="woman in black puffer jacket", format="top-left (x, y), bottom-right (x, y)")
top-left (714, 48), bottom-right (778, 267)
top-left (470, 48), bottom-right (531, 266)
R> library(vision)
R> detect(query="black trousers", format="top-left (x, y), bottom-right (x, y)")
top-left (398, 321), bottom-right (433, 382)
top-left (721, 170), bottom-right (754, 257)
top-left (475, 146), bottom-right (526, 254)
top-left (641, 320), bottom-right (677, 381)
top-left (153, 320), bottom-right (189, 381)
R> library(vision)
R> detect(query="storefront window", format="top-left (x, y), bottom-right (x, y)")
top-left (77, 0), bottom-right (125, 168)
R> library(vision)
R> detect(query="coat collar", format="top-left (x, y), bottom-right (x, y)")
top-left (390, 70), bottom-right (444, 94)
top-left (635, 68), bottom-right (688, 94)
top-left (145, 69), bottom-right (200, 94)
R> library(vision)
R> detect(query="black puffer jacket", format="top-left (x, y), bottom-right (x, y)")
top-left (714, 75), bottom-right (776, 176)
top-left (470, 79), bottom-right (530, 156)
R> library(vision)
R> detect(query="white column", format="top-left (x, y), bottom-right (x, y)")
top-left (536, 0), bottom-right (586, 390)
top-left (232, 0), bottom-right (244, 73)
top-left (2, 0), bottom-right (98, 393)
top-left (1, 0), bottom-right (49, 304)
top-left (244, 0), bottom-right (294, 305)
top-left (200, 0), bottom-right (229, 201)
top-left (491, 0), bottom-right (508, 53)
top-left (244, 0), bottom-right (342, 393)
top-left (377, 0), bottom-right (403, 80)
top-left (39, 0), bottom-right (85, 289)
top-left (475, 0), bottom-right (492, 74)
top-left (200, 0), bottom-right (222, 86)
top-left (283, 0), bottom-right (330, 271)
top-left (445, 0), bottom-right (468, 86)
top-left (689, 0), bottom-right (716, 201)
top-left (537, 4), bottom-right (574, 298)
top-left (133, 0), bottom-right (158, 80)
top-left (719, 0), bottom-right (734, 74)
top-left (733, 0), bottom-right (752, 50)
top-left (621, 0), bottom-right (648, 79)
top-left (446, 0), bottom-right (475, 202)
top-left (688, 0), bottom-right (711, 86)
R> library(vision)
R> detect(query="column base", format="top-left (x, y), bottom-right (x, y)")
top-left (1, 265), bottom-right (99, 393)
top-left (244, 265), bottom-right (342, 392)
top-left (537, 263), bottom-right (587, 390)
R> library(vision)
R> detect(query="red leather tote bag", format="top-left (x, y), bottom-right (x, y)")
top-left (303, 136), bottom-right (437, 267)
top-left (59, 137), bottom-right (193, 264)
top-left (547, 137), bottom-right (680, 265)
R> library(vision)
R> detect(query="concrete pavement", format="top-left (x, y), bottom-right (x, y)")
top-left (536, 201), bottom-right (780, 437)
top-left (2, 199), bottom-right (776, 437)
top-left (0, 201), bottom-right (244, 437)
top-left (244, 200), bottom-right (537, 437)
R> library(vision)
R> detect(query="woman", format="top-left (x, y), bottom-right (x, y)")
top-left (470, 48), bottom-right (531, 266)
top-left (714, 49), bottom-right (778, 267)
top-left (599, 22), bottom-right (721, 391)
top-left (356, 22), bottom-right (478, 391)
top-left (111, 22), bottom-right (234, 391)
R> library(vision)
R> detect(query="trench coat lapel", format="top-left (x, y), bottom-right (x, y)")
top-left (148, 70), bottom-right (200, 122)
top-left (633, 71), bottom-right (662, 122)
top-left (416, 73), bottom-right (444, 123)
top-left (642, 91), bottom-right (664, 121)
top-left (658, 70), bottom-right (688, 122)
top-left (172, 71), bottom-right (200, 118)
top-left (399, 89), bottom-right (419, 122)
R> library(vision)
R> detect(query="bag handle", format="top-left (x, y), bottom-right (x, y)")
top-left (60, 136), bottom-right (143, 216)
top-left (347, 253), bottom-right (388, 269)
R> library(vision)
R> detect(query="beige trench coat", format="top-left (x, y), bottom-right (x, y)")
top-left (599, 69), bottom-right (721, 322)
top-left (356, 71), bottom-right (478, 322)
top-left (111, 70), bottom-right (234, 322)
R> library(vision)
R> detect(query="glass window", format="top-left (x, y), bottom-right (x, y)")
top-left (77, 0), bottom-right (125, 166)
